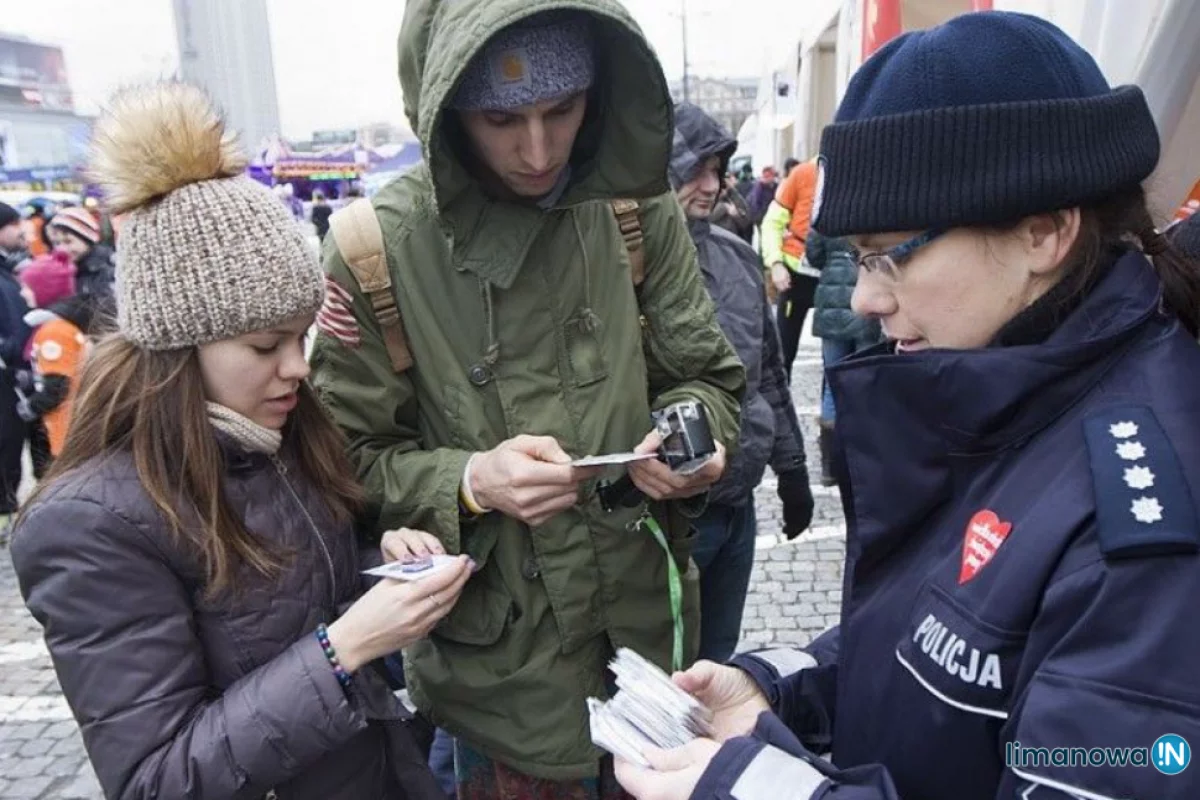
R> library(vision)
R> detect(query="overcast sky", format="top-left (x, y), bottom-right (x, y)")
top-left (1, 0), bottom-right (798, 138)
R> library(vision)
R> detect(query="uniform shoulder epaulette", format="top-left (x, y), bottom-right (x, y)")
top-left (1083, 406), bottom-right (1200, 559)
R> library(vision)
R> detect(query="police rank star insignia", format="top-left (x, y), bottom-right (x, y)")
top-left (1084, 407), bottom-right (1200, 558)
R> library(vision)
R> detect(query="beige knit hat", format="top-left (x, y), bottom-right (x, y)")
top-left (88, 82), bottom-right (324, 350)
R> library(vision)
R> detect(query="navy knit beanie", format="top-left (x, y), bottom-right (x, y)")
top-left (812, 11), bottom-right (1160, 237)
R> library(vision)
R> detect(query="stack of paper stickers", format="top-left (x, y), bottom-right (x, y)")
top-left (588, 648), bottom-right (715, 767)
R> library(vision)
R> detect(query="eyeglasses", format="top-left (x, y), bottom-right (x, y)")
top-left (854, 229), bottom-right (945, 280)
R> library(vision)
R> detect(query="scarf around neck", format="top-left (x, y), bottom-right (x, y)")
top-left (206, 402), bottom-right (283, 455)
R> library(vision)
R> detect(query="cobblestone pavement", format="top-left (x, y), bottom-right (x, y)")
top-left (0, 337), bottom-right (844, 798)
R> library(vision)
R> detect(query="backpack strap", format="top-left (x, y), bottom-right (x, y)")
top-left (611, 199), bottom-right (646, 286)
top-left (328, 199), bottom-right (414, 373)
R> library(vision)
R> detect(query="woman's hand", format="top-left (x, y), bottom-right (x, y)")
top-left (381, 528), bottom-right (445, 562)
top-left (325, 555), bottom-right (472, 672)
top-left (614, 739), bottom-right (721, 800)
top-left (673, 661), bottom-right (770, 741)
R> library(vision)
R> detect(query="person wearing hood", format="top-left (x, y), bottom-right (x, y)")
top-left (616, 11), bottom-right (1200, 800)
top-left (310, 1), bottom-right (745, 795)
top-left (668, 102), bottom-right (814, 664)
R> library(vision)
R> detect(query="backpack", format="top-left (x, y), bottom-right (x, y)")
top-left (328, 198), bottom-right (646, 373)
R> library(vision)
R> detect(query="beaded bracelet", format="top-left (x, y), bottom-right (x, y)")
top-left (315, 624), bottom-right (353, 690)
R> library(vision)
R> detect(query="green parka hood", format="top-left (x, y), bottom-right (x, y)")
top-left (397, 0), bottom-right (673, 210)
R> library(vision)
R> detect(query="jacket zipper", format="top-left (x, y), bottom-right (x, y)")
top-left (270, 455), bottom-right (338, 608)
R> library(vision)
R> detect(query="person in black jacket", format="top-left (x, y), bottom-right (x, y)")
top-left (311, 190), bottom-right (333, 242)
top-left (0, 201), bottom-right (31, 524)
top-left (669, 102), bottom-right (815, 662)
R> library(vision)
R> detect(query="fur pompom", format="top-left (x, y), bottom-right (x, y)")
top-left (88, 82), bottom-right (248, 214)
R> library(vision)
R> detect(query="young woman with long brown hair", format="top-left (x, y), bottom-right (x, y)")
top-left (10, 82), bottom-right (470, 800)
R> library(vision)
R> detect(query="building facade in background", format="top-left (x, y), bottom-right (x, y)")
top-left (173, 0), bottom-right (282, 155)
top-left (305, 122), bottom-right (414, 152)
top-left (0, 33), bottom-right (91, 176)
top-left (670, 77), bottom-right (758, 141)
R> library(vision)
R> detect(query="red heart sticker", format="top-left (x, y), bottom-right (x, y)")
top-left (959, 510), bottom-right (1013, 585)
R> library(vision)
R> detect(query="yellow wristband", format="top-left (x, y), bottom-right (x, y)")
top-left (460, 453), bottom-right (490, 515)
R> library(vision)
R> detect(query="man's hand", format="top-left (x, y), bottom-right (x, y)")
top-left (770, 262), bottom-right (792, 293)
top-left (614, 739), bottom-right (721, 800)
top-left (470, 435), bottom-right (600, 527)
top-left (673, 660), bottom-right (770, 741)
top-left (626, 431), bottom-right (725, 501)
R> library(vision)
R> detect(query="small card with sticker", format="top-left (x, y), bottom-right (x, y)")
top-left (364, 555), bottom-right (461, 582)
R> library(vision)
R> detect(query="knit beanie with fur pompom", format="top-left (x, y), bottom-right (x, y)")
top-left (88, 82), bottom-right (324, 350)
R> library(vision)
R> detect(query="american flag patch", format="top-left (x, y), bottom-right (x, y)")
top-left (316, 276), bottom-right (362, 348)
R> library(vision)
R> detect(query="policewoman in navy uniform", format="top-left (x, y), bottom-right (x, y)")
top-left (615, 11), bottom-right (1200, 800)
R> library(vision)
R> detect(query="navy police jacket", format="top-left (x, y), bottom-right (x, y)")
top-left (695, 251), bottom-right (1200, 800)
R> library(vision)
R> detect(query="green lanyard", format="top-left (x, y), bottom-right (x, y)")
top-left (638, 513), bottom-right (684, 672)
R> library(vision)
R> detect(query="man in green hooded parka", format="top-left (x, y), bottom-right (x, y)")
top-left (311, 0), bottom-right (746, 794)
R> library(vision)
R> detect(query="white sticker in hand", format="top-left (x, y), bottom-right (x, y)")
top-left (570, 452), bottom-right (659, 468)
top-left (364, 555), bottom-right (461, 582)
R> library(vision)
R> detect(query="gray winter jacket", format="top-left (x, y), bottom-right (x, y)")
top-left (691, 220), bottom-right (806, 505)
top-left (670, 103), bottom-right (807, 506)
top-left (11, 439), bottom-right (443, 800)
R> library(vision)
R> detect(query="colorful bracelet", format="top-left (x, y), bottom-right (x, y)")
top-left (315, 624), bottom-right (353, 690)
